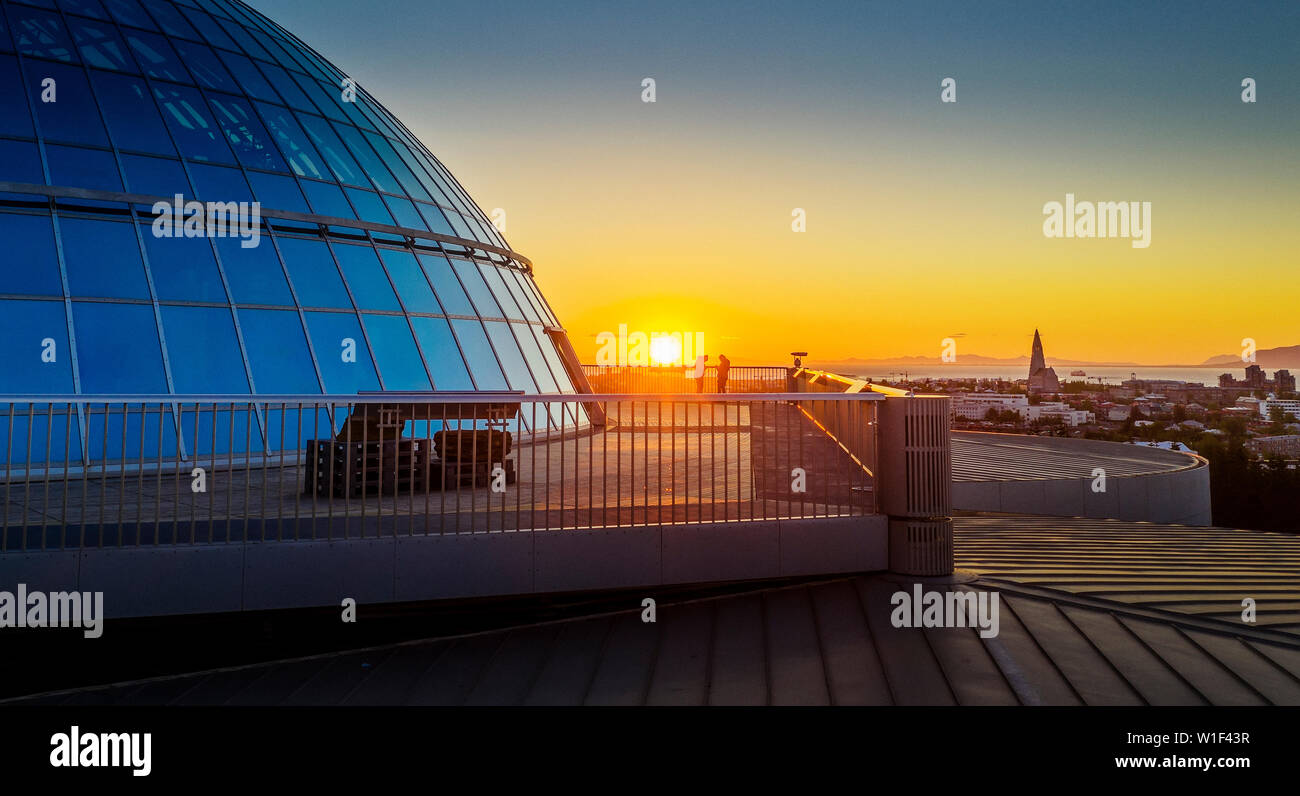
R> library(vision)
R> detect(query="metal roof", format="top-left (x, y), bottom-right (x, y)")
top-left (953, 432), bottom-right (1197, 482)
top-left (11, 515), bottom-right (1300, 706)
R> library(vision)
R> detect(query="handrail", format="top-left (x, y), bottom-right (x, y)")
top-left (0, 180), bottom-right (533, 271)
top-left (0, 392), bottom-right (884, 404)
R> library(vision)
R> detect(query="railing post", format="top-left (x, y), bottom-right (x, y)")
top-left (877, 392), bottom-right (953, 576)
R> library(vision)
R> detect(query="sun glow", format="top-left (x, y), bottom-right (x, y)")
top-left (649, 334), bottom-right (683, 366)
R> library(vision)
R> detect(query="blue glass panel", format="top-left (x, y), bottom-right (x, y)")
top-left (254, 101), bottom-right (325, 179)
top-left (178, 405), bottom-right (256, 457)
top-left (68, 16), bottom-right (135, 72)
top-left (331, 121), bottom-right (399, 192)
top-left (392, 141), bottom-right (453, 207)
top-left (60, 217), bottom-right (149, 298)
top-left (364, 131), bottom-right (431, 201)
top-left (485, 321), bottom-right (537, 392)
top-left (443, 211), bottom-right (475, 241)
top-left (382, 195), bottom-right (426, 231)
top-left (186, 162), bottom-right (253, 202)
top-left (46, 144), bottom-right (123, 192)
top-left (299, 179), bottom-right (353, 218)
top-left (0, 56), bottom-right (33, 137)
top-left (343, 187), bottom-right (393, 225)
top-left (138, 0), bottom-right (200, 39)
top-left (0, 139), bottom-right (43, 183)
top-left (478, 263), bottom-right (526, 320)
top-left (297, 112), bottom-right (364, 185)
top-left (218, 51), bottom-right (277, 101)
top-left (331, 242), bottom-right (398, 311)
top-left (192, 0), bottom-right (232, 20)
top-left (91, 71), bottom-right (174, 155)
top-left (257, 61), bottom-right (312, 110)
top-left (0, 408), bottom-right (83, 466)
top-left (179, 7), bottom-right (238, 50)
top-left (57, 0), bottom-right (109, 20)
top-left (71, 301), bottom-right (166, 392)
top-left (274, 236), bottom-right (350, 308)
top-left (245, 170), bottom-right (308, 212)
top-left (416, 202), bottom-right (456, 236)
top-left (531, 324), bottom-right (576, 392)
top-left (377, 249), bottom-right (439, 314)
top-left (450, 258), bottom-right (501, 317)
top-left (361, 314), bottom-right (429, 390)
top-left (31, 62), bottom-right (107, 145)
top-left (292, 73), bottom-right (345, 122)
top-left (120, 153), bottom-right (190, 196)
top-left (502, 269), bottom-right (543, 323)
top-left (124, 28), bottom-right (189, 81)
top-left (143, 234), bottom-right (226, 302)
top-left (0, 212), bottom-right (61, 296)
top-left (207, 93), bottom-right (286, 171)
top-left (84, 406), bottom-right (176, 463)
top-left (450, 320), bottom-right (507, 390)
top-left (153, 83), bottom-right (234, 162)
top-left (158, 305), bottom-right (248, 392)
top-left (302, 311), bottom-right (378, 394)
top-left (215, 234), bottom-right (292, 305)
top-left (171, 40), bottom-right (236, 91)
top-left (418, 254), bottom-right (473, 316)
top-left (103, 0), bottom-right (157, 30)
top-left (522, 273), bottom-right (558, 325)
top-left (10, 6), bottom-right (77, 61)
top-left (408, 316), bottom-right (472, 391)
top-left (0, 300), bottom-right (73, 392)
top-left (235, 308), bottom-right (320, 393)
top-left (217, 21), bottom-right (271, 62)
top-left (513, 322), bottom-right (559, 392)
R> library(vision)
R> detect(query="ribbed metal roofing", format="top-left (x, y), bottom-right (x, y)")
top-left (955, 515), bottom-right (1300, 635)
top-left (953, 432), bottom-right (1198, 482)
top-left (11, 516), bottom-right (1300, 706)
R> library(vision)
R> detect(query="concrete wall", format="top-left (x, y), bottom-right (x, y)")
top-left (0, 514), bottom-right (888, 619)
top-left (953, 463), bottom-right (1212, 525)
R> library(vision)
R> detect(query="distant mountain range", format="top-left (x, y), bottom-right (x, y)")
top-left (807, 343), bottom-right (1300, 370)
top-left (1198, 344), bottom-right (1300, 368)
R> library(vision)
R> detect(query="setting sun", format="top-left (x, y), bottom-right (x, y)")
top-left (649, 334), bottom-right (684, 366)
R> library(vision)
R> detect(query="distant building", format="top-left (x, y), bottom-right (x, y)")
top-left (1027, 402), bottom-right (1094, 426)
top-left (1259, 397), bottom-right (1300, 422)
top-left (1276, 370), bottom-right (1296, 393)
top-left (951, 393), bottom-right (1028, 420)
top-left (1247, 435), bottom-right (1300, 459)
top-left (1027, 329), bottom-right (1060, 393)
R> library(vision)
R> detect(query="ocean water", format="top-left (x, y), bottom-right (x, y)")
top-left (843, 365), bottom-right (1250, 385)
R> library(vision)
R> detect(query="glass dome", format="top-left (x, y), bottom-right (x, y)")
top-left (0, 0), bottom-right (583, 462)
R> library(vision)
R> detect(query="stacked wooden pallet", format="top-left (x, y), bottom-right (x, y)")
top-left (304, 438), bottom-right (428, 498)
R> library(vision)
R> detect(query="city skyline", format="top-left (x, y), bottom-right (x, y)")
top-left (250, 0), bottom-right (1300, 365)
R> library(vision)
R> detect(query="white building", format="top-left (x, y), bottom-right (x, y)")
top-left (951, 393), bottom-right (1028, 420)
top-left (1259, 397), bottom-right (1300, 421)
top-left (1027, 402), bottom-right (1096, 427)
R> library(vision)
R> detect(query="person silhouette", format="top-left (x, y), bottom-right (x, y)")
top-left (717, 354), bottom-right (731, 394)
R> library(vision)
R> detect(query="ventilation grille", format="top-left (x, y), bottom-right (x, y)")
top-left (889, 518), bottom-right (954, 576)
top-left (897, 398), bottom-right (951, 517)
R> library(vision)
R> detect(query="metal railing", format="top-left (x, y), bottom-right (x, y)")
top-left (1, 392), bottom-right (880, 550)
top-left (581, 365), bottom-right (789, 394)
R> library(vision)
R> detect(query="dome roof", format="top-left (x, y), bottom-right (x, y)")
top-left (0, 0), bottom-right (583, 459)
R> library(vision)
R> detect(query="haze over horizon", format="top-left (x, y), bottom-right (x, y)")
top-left (251, 0), bottom-right (1300, 366)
